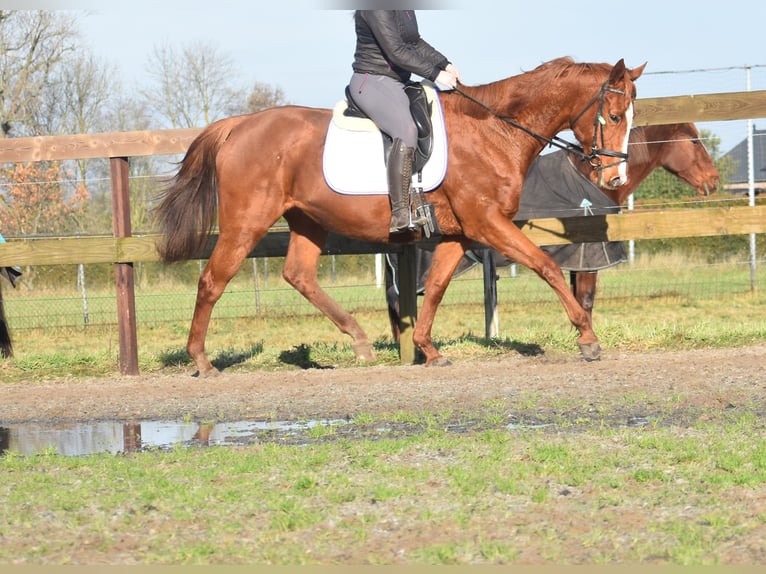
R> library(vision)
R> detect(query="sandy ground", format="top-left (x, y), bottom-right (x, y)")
top-left (1, 345), bottom-right (765, 425)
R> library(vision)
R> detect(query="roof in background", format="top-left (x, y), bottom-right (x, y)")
top-left (724, 127), bottom-right (766, 184)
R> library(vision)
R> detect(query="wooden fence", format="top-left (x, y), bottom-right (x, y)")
top-left (1, 90), bottom-right (766, 374)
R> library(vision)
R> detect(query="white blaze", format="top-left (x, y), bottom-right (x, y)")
top-left (618, 102), bottom-right (635, 181)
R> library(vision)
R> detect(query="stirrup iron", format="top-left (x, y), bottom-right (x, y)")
top-left (410, 172), bottom-right (435, 238)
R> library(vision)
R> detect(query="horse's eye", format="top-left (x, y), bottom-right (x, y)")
top-left (609, 114), bottom-right (620, 124)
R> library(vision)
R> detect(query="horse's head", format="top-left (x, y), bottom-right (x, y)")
top-left (659, 123), bottom-right (720, 196)
top-left (569, 59), bottom-right (646, 191)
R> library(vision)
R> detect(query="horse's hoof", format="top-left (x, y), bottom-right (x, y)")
top-left (352, 340), bottom-right (376, 362)
top-left (578, 342), bottom-right (602, 362)
top-left (426, 356), bottom-right (452, 367)
top-left (195, 366), bottom-right (221, 378)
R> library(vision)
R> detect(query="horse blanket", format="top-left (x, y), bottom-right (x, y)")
top-left (386, 149), bottom-right (628, 297)
top-left (517, 149), bottom-right (626, 271)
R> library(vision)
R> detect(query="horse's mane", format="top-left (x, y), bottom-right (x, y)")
top-left (449, 57), bottom-right (612, 117)
top-left (532, 57), bottom-right (611, 79)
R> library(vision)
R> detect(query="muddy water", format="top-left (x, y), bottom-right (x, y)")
top-left (0, 416), bottom-right (650, 457)
top-left (0, 419), bottom-right (349, 457)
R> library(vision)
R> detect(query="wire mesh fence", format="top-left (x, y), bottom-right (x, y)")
top-left (3, 247), bottom-right (764, 335)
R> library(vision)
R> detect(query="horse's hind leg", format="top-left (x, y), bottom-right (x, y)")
top-left (571, 271), bottom-right (598, 321)
top-left (187, 232), bottom-right (265, 377)
top-left (282, 222), bottom-right (375, 362)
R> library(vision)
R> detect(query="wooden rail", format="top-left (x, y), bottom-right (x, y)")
top-left (1, 90), bottom-right (765, 373)
top-left (633, 90), bottom-right (766, 126)
top-left (2, 91), bottom-right (766, 163)
top-left (1, 206), bottom-right (764, 266)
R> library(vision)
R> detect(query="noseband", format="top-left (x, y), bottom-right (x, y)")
top-left (453, 80), bottom-right (630, 172)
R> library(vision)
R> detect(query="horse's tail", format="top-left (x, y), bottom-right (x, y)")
top-left (154, 117), bottom-right (244, 263)
top-left (0, 280), bottom-right (11, 358)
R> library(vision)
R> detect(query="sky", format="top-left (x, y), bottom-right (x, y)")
top-left (11, 1), bottom-right (766, 153)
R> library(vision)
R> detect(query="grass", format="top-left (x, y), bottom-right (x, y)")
top-left (1, 414), bottom-right (765, 565)
top-left (2, 252), bottom-right (765, 564)
top-left (4, 269), bottom-right (766, 376)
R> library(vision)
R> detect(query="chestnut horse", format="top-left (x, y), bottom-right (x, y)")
top-left (155, 57), bottom-right (645, 375)
top-left (385, 122), bottom-right (721, 339)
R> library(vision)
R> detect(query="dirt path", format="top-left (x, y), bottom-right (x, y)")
top-left (1, 345), bottom-right (765, 425)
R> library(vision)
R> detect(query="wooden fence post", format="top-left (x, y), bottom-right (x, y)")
top-left (110, 157), bottom-right (139, 376)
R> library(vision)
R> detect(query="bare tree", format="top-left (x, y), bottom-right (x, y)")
top-left (23, 50), bottom-right (123, 234)
top-left (142, 40), bottom-right (247, 128)
top-left (107, 94), bottom-right (154, 134)
top-left (0, 11), bottom-right (79, 137)
top-left (247, 81), bottom-right (287, 113)
top-left (108, 95), bottom-right (165, 233)
top-left (51, 52), bottom-right (117, 135)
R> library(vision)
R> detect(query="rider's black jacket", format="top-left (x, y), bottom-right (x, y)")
top-left (352, 10), bottom-right (450, 84)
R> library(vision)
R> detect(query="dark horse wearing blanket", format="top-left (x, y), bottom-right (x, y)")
top-left (154, 57), bottom-right (645, 376)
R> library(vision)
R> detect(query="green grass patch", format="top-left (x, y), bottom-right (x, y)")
top-left (2, 290), bottom-right (765, 383)
top-left (2, 414), bottom-right (766, 564)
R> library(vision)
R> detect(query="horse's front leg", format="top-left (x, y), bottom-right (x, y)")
top-left (413, 238), bottom-right (471, 366)
top-left (282, 223), bottom-right (375, 362)
top-left (384, 254), bottom-right (403, 342)
top-left (477, 218), bottom-right (601, 360)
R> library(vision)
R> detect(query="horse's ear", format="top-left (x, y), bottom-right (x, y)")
top-left (629, 62), bottom-right (648, 81)
top-left (608, 59), bottom-right (646, 87)
top-left (608, 59), bottom-right (627, 85)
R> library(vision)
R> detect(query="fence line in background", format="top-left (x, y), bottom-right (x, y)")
top-left (3, 253), bottom-right (764, 334)
top-left (2, 90), bottom-right (766, 372)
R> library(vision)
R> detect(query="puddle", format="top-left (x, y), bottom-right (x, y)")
top-left (0, 415), bottom-right (654, 457)
top-left (0, 419), bottom-right (348, 457)
top-left (0, 418), bottom-right (559, 457)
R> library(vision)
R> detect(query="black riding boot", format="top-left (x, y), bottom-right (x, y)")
top-left (387, 138), bottom-right (415, 233)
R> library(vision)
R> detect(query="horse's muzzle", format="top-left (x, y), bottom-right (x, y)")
top-left (598, 173), bottom-right (627, 190)
top-left (697, 177), bottom-right (720, 196)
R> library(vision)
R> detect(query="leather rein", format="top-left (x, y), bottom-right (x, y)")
top-left (452, 80), bottom-right (630, 172)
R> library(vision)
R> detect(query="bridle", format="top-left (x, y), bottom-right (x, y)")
top-left (453, 80), bottom-right (630, 173)
top-left (569, 82), bottom-right (631, 172)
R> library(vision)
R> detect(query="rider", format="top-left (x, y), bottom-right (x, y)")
top-left (348, 10), bottom-right (461, 233)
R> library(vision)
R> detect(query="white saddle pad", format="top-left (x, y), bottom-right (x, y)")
top-left (322, 84), bottom-right (448, 195)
